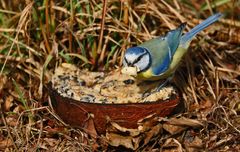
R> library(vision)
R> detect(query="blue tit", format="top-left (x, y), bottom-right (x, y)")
top-left (122, 13), bottom-right (222, 89)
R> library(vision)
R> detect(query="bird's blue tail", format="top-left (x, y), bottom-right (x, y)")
top-left (180, 13), bottom-right (223, 47)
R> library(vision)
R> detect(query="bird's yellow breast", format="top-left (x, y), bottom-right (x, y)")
top-left (137, 69), bottom-right (161, 81)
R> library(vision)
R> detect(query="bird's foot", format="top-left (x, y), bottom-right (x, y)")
top-left (141, 77), bottom-right (173, 99)
top-left (156, 78), bottom-right (170, 92)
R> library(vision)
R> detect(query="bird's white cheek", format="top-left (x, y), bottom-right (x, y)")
top-left (135, 54), bottom-right (151, 71)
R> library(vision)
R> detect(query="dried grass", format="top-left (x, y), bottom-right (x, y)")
top-left (0, 0), bottom-right (239, 151)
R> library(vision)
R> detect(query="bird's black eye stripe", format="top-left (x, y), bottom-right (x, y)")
top-left (133, 52), bottom-right (147, 64)
top-left (124, 56), bottom-right (130, 65)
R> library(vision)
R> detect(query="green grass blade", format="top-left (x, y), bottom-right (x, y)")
top-left (66, 53), bottom-right (91, 64)
top-left (201, 0), bottom-right (231, 11)
top-left (12, 79), bottom-right (29, 110)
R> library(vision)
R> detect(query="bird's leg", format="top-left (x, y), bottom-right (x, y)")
top-left (156, 75), bottom-right (174, 92)
top-left (141, 75), bottom-right (174, 99)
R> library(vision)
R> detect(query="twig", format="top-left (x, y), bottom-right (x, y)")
top-left (97, 0), bottom-right (108, 65)
top-left (0, 102), bottom-right (18, 149)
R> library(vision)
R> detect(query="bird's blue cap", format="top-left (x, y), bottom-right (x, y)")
top-left (126, 46), bottom-right (147, 55)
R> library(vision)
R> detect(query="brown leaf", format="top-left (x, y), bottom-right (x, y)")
top-left (183, 130), bottom-right (203, 152)
top-left (106, 115), bottom-right (163, 150)
top-left (143, 124), bottom-right (162, 145)
top-left (199, 100), bottom-right (213, 111)
top-left (163, 123), bottom-right (186, 135)
top-left (3, 95), bottom-right (14, 112)
top-left (0, 138), bottom-right (13, 150)
top-left (106, 132), bottom-right (141, 150)
top-left (5, 115), bottom-right (18, 127)
top-left (138, 114), bottom-right (163, 146)
top-left (167, 117), bottom-right (204, 128)
top-left (44, 138), bottom-right (59, 147)
top-left (138, 114), bottom-right (159, 131)
top-left (108, 121), bottom-right (140, 137)
top-left (106, 121), bottom-right (141, 150)
top-left (13, 105), bottom-right (25, 113)
top-left (0, 74), bottom-right (7, 93)
top-left (162, 138), bottom-right (183, 152)
top-left (162, 117), bottom-right (204, 135)
top-left (83, 116), bottom-right (98, 139)
top-left (83, 115), bottom-right (99, 151)
top-left (44, 126), bottom-right (67, 136)
top-left (190, 99), bottom-right (213, 112)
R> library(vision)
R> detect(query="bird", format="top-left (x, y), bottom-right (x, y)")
top-left (122, 13), bottom-right (223, 91)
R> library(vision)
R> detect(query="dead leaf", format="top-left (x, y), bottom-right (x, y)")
top-left (138, 114), bottom-right (159, 131)
top-left (0, 74), bottom-right (7, 93)
top-left (167, 117), bottom-right (204, 127)
top-left (106, 114), bottom-right (163, 150)
top-left (138, 114), bottom-right (163, 145)
top-left (106, 121), bottom-right (141, 150)
top-left (162, 117), bottom-right (204, 135)
top-left (163, 123), bottom-right (186, 135)
top-left (199, 100), bottom-right (213, 110)
top-left (143, 124), bottom-right (162, 145)
top-left (13, 104), bottom-right (25, 113)
top-left (189, 99), bottom-right (213, 112)
top-left (162, 138), bottom-right (183, 152)
top-left (83, 115), bottom-right (99, 151)
top-left (108, 121), bottom-right (140, 137)
top-left (44, 126), bottom-right (68, 136)
top-left (44, 138), bottom-right (59, 147)
top-left (83, 116), bottom-right (98, 139)
top-left (0, 138), bottom-right (13, 150)
top-left (183, 130), bottom-right (203, 152)
top-left (3, 95), bottom-right (14, 112)
top-left (106, 132), bottom-right (141, 150)
top-left (6, 115), bottom-right (18, 127)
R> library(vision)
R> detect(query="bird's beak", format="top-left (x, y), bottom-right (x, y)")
top-left (121, 66), bottom-right (138, 76)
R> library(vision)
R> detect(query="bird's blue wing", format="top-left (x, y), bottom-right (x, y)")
top-left (151, 23), bottom-right (186, 75)
top-left (167, 23), bottom-right (186, 56)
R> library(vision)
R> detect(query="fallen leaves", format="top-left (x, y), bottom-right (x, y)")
top-left (0, 1), bottom-right (239, 151)
top-left (106, 115), bottom-right (162, 150)
top-left (105, 115), bottom-right (204, 150)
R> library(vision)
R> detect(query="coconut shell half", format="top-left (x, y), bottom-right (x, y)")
top-left (47, 63), bottom-right (180, 134)
top-left (48, 84), bottom-right (179, 134)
